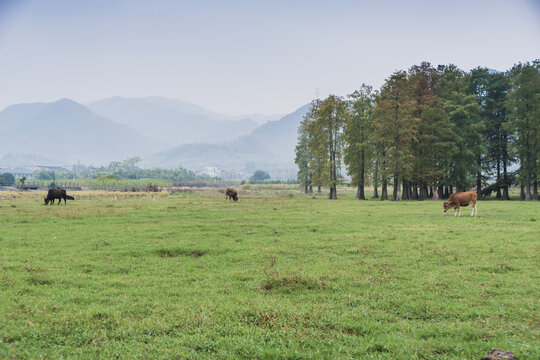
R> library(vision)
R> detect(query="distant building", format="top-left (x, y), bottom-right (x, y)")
top-left (197, 166), bottom-right (220, 178)
top-left (0, 167), bottom-right (34, 178)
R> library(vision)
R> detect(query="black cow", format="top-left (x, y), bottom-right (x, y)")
top-left (44, 188), bottom-right (75, 205)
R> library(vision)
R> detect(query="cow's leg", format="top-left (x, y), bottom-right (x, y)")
top-left (454, 208), bottom-right (457, 217)
top-left (57, 198), bottom-right (61, 205)
top-left (457, 206), bottom-right (461, 217)
top-left (471, 203), bottom-right (475, 217)
top-left (64, 196), bottom-right (67, 204)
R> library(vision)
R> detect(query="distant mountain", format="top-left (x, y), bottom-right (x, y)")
top-left (0, 99), bottom-right (162, 165)
top-left (87, 97), bottom-right (269, 145)
top-left (138, 96), bottom-right (283, 123)
top-left (246, 104), bottom-right (311, 161)
top-left (0, 153), bottom-right (67, 167)
top-left (148, 104), bottom-right (310, 178)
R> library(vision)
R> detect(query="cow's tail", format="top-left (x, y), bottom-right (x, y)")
top-left (65, 195), bottom-right (75, 200)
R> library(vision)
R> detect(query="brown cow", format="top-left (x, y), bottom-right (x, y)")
top-left (225, 187), bottom-right (238, 202)
top-left (443, 191), bottom-right (477, 217)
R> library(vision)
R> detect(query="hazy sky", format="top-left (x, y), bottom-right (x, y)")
top-left (0, 0), bottom-right (539, 115)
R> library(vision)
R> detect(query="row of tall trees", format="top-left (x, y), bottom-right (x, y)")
top-left (296, 61), bottom-right (540, 200)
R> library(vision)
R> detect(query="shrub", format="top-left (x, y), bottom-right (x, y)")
top-left (1, 173), bottom-right (15, 186)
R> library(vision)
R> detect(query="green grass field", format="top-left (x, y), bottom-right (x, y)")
top-left (1, 188), bottom-right (538, 359)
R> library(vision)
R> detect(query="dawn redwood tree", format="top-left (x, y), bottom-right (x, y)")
top-left (295, 117), bottom-right (313, 193)
top-left (306, 95), bottom-right (348, 199)
top-left (484, 71), bottom-right (512, 199)
top-left (344, 84), bottom-right (375, 200)
top-left (408, 62), bottom-right (455, 200)
top-left (373, 71), bottom-right (414, 201)
top-left (439, 65), bottom-right (483, 193)
top-left (506, 61), bottom-right (540, 200)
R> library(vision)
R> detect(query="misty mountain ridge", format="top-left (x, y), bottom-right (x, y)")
top-left (87, 96), bottom-right (282, 146)
top-left (0, 98), bottom-right (162, 165)
top-left (133, 96), bottom-right (284, 123)
top-left (0, 97), bottom-right (310, 178)
top-left (148, 103), bottom-right (310, 177)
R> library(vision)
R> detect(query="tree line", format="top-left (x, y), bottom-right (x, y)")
top-left (295, 61), bottom-right (540, 200)
top-left (33, 158), bottom-right (205, 182)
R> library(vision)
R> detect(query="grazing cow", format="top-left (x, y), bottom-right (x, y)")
top-left (225, 187), bottom-right (238, 202)
top-left (443, 191), bottom-right (477, 217)
top-left (44, 188), bottom-right (75, 205)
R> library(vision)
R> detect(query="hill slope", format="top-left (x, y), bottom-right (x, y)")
top-left (0, 99), bottom-right (162, 165)
top-left (148, 104), bottom-right (310, 177)
top-left (87, 97), bottom-right (263, 145)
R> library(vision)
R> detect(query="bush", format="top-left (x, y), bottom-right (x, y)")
top-left (1, 173), bottom-right (15, 186)
top-left (250, 170), bottom-right (271, 181)
top-left (48, 182), bottom-right (57, 189)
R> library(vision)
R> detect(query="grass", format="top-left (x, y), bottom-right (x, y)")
top-left (0, 187), bottom-right (538, 359)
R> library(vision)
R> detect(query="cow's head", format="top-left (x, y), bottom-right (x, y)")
top-left (443, 201), bottom-right (452, 212)
top-left (44, 197), bottom-right (49, 205)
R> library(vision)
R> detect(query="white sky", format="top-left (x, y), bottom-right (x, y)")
top-left (0, 0), bottom-right (539, 115)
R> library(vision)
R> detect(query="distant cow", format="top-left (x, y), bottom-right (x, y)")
top-left (225, 187), bottom-right (238, 202)
top-left (443, 191), bottom-right (477, 217)
top-left (44, 188), bottom-right (75, 205)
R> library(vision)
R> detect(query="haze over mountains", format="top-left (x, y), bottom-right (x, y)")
top-left (0, 97), bottom-right (308, 178)
top-left (87, 97), bottom-right (280, 146)
top-left (0, 99), bottom-right (161, 165)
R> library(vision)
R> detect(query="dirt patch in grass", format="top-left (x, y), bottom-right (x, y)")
top-left (154, 248), bottom-right (206, 258)
top-left (27, 275), bottom-right (53, 285)
top-left (260, 273), bottom-right (329, 292)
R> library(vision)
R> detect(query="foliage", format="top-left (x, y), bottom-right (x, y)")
top-left (250, 170), bottom-right (271, 181)
top-left (296, 59), bottom-right (540, 200)
top-left (305, 95), bottom-right (348, 199)
top-left (505, 61), bottom-right (540, 200)
top-left (33, 170), bottom-right (56, 181)
top-left (0, 172), bottom-right (15, 186)
top-left (344, 84), bottom-right (375, 199)
top-left (18, 176), bottom-right (26, 190)
top-left (146, 183), bottom-right (160, 192)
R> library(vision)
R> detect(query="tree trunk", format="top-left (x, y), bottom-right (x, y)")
top-left (357, 153), bottom-right (365, 200)
top-left (525, 154), bottom-right (532, 200)
top-left (432, 182), bottom-right (439, 200)
top-left (309, 186), bottom-right (313, 194)
top-left (373, 158), bottom-right (379, 198)
top-left (502, 156), bottom-right (510, 200)
top-left (329, 185), bottom-right (337, 200)
top-left (429, 186), bottom-right (433, 199)
top-left (393, 174), bottom-right (401, 201)
top-left (534, 181), bottom-right (538, 201)
top-left (317, 186), bottom-right (321, 193)
top-left (412, 183), bottom-right (418, 200)
top-left (520, 183), bottom-right (525, 200)
top-left (304, 185), bottom-right (308, 194)
top-left (476, 154), bottom-right (482, 199)
top-left (444, 186), bottom-right (449, 199)
top-left (402, 179), bottom-right (409, 200)
top-left (381, 179), bottom-right (388, 201)
top-left (356, 184), bottom-right (365, 200)
top-left (418, 182), bottom-right (427, 201)
top-left (496, 158), bottom-right (502, 199)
